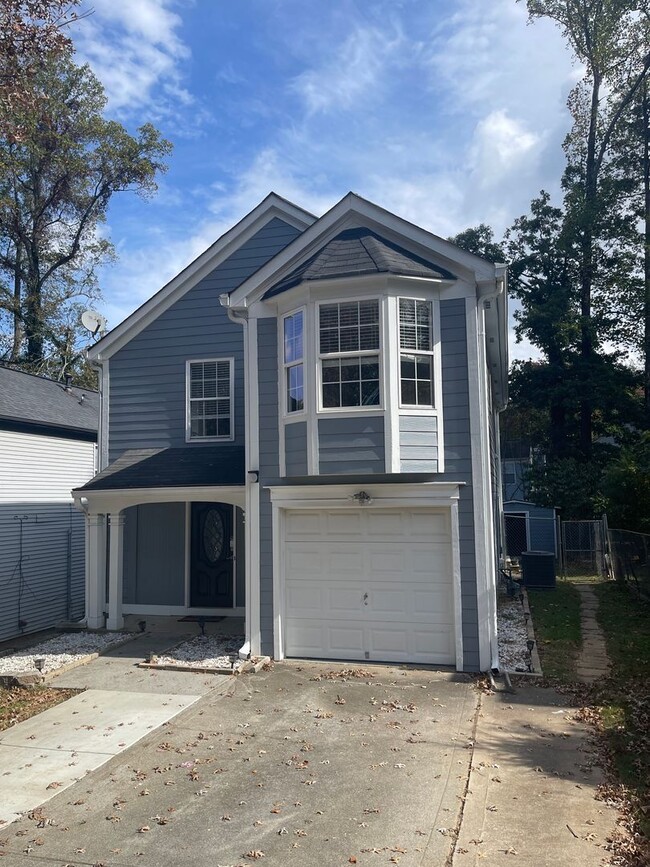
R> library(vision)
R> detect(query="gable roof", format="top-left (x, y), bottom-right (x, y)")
top-left (228, 191), bottom-right (497, 308)
top-left (0, 365), bottom-right (98, 438)
top-left (89, 193), bottom-right (316, 361)
top-left (263, 227), bottom-right (457, 299)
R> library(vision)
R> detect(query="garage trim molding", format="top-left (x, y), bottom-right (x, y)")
top-left (268, 482), bottom-right (464, 669)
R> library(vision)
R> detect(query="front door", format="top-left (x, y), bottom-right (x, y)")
top-left (190, 503), bottom-right (234, 608)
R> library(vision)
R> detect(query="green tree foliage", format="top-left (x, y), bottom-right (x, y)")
top-left (0, 47), bottom-right (172, 380)
top-left (523, 0), bottom-right (650, 452)
top-left (448, 224), bottom-right (506, 263)
top-left (601, 434), bottom-right (650, 531)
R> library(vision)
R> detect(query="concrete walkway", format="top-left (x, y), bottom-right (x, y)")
top-left (453, 684), bottom-right (619, 866)
top-left (575, 584), bottom-right (611, 683)
top-left (0, 631), bottom-right (233, 826)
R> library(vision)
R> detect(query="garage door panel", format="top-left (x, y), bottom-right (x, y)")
top-left (325, 512), bottom-right (364, 536)
top-left (286, 582), bottom-right (362, 618)
top-left (285, 620), bottom-right (365, 658)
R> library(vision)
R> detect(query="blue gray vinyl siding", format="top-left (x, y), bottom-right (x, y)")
top-left (108, 218), bottom-right (301, 463)
top-left (284, 421), bottom-right (308, 477)
top-left (436, 297), bottom-right (479, 671)
top-left (318, 416), bottom-right (385, 474)
top-left (399, 415), bottom-right (438, 472)
top-left (0, 504), bottom-right (85, 642)
top-left (258, 318), bottom-right (279, 655)
top-left (122, 503), bottom-right (185, 605)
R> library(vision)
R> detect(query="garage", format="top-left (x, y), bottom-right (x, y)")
top-left (282, 507), bottom-right (456, 665)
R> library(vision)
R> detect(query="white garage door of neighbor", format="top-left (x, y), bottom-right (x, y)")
top-left (283, 508), bottom-right (455, 665)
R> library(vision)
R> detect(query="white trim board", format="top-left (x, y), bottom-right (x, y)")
top-left (75, 485), bottom-right (246, 515)
top-left (122, 605), bottom-right (245, 617)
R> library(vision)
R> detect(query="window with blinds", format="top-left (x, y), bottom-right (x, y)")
top-left (319, 300), bottom-right (380, 408)
top-left (187, 359), bottom-right (233, 440)
top-left (399, 299), bottom-right (434, 406)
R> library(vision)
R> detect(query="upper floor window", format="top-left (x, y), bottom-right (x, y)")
top-left (399, 299), bottom-right (433, 407)
top-left (187, 359), bottom-right (233, 440)
top-left (319, 300), bottom-right (380, 408)
top-left (284, 310), bottom-right (304, 413)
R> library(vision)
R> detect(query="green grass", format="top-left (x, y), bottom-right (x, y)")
top-left (593, 582), bottom-right (650, 838)
top-left (527, 580), bottom-right (583, 681)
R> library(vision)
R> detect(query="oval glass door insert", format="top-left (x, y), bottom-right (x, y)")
top-left (204, 509), bottom-right (225, 563)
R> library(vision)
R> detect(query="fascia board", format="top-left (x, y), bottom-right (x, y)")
top-left (73, 484), bottom-right (246, 513)
top-left (89, 195), bottom-right (315, 361)
top-left (229, 193), bottom-right (496, 308)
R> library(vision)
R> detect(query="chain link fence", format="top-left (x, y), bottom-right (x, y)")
top-left (560, 519), bottom-right (607, 579)
top-left (608, 528), bottom-right (650, 599)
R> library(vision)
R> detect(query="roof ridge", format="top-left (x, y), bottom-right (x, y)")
top-left (357, 231), bottom-right (385, 271)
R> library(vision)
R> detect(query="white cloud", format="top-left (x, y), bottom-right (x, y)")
top-left (291, 25), bottom-right (406, 114)
top-left (73, 0), bottom-right (190, 116)
top-left (469, 110), bottom-right (540, 186)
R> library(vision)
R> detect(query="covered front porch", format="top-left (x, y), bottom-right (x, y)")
top-left (72, 446), bottom-right (250, 651)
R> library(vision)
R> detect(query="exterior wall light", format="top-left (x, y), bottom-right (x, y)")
top-left (351, 491), bottom-right (373, 505)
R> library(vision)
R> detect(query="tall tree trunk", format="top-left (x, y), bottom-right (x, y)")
top-left (643, 78), bottom-right (650, 422)
top-left (10, 248), bottom-right (22, 361)
top-left (579, 69), bottom-right (602, 457)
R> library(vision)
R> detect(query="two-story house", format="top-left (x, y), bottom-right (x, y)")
top-left (73, 192), bottom-right (507, 672)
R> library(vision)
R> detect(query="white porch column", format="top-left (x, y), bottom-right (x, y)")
top-left (107, 512), bottom-right (125, 631)
top-left (86, 514), bottom-right (106, 629)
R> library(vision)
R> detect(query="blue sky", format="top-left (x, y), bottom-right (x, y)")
top-left (70, 0), bottom-right (578, 360)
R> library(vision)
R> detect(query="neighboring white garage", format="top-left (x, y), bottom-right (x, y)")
top-left (281, 507), bottom-right (456, 665)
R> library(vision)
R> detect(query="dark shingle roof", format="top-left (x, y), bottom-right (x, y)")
top-left (0, 365), bottom-right (98, 435)
top-left (263, 227), bottom-right (457, 299)
top-left (75, 446), bottom-right (245, 492)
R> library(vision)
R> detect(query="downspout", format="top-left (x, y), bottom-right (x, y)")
top-left (220, 293), bottom-right (253, 660)
top-left (477, 265), bottom-right (508, 673)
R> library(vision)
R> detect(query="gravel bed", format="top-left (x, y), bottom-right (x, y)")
top-left (152, 634), bottom-right (245, 671)
top-left (497, 594), bottom-right (533, 672)
top-left (0, 632), bottom-right (131, 675)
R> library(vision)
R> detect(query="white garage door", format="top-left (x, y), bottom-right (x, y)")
top-left (283, 508), bottom-right (455, 665)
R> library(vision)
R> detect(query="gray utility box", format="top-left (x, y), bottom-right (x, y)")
top-left (521, 551), bottom-right (556, 589)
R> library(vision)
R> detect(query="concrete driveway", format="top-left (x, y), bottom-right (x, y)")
top-left (0, 662), bottom-right (477, 866)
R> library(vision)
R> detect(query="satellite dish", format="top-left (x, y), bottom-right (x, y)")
top-left (80, 309), bottom-right (107, 337)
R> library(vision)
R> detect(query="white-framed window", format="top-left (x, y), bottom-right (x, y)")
top-left (186, 358), bottom-right (234, 441)
top-left (399, 298), bottom-right (434, 407)
top-left (283, 310), bottom-right (304, 414)
top-left (318, 299), bottom-right (381, 409)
